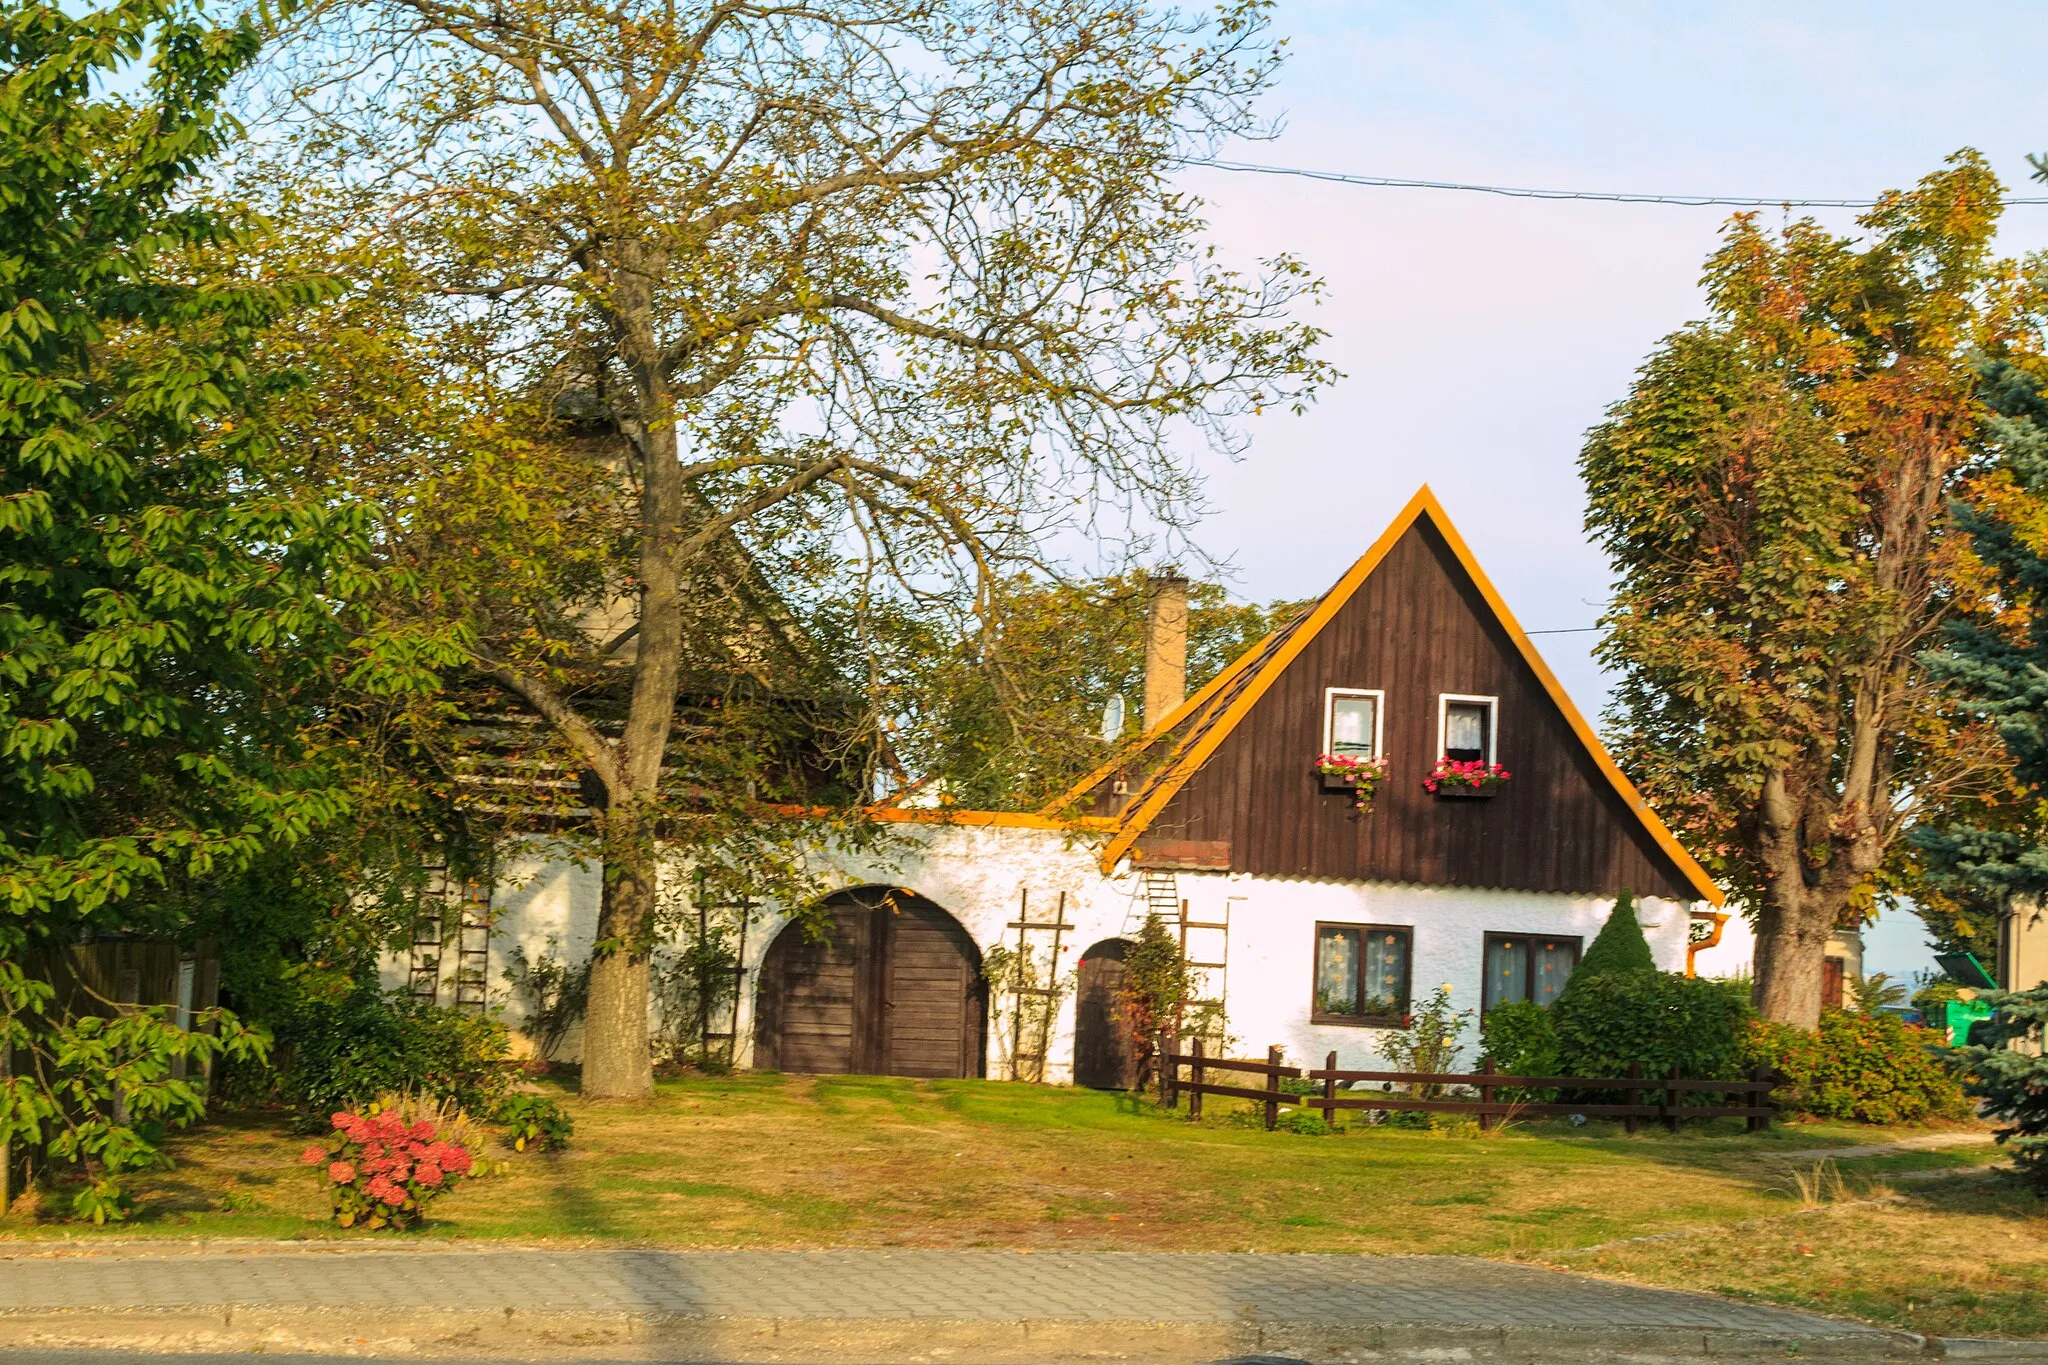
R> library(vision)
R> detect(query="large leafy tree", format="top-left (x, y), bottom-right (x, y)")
top-left (1580, 153), bottom-right (2022, 1028)
top-left (0, 0), bottom-right (387, 1202)
top-left (262, 0), bottom-right (1333, 1097)
top-left (877, 572), bottom-right (1302, 811)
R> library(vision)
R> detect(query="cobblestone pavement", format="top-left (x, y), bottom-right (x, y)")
top-left (0, 1247), bottom-right (1878, 1338)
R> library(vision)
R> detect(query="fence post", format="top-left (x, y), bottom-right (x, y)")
top-left (1265, 1045), bottom-right (1283, 1131)
top-left (1155, 1031), bottom-right (1174, 1109)
top-left (1663, 1063), bottom-right (1681, 1133)
top-left (1190, 1036), bottom-right (1205, 1121)
top-left (1623, 1060), bottom-right (1642, 1135)
top-left (1322, 1050), bottom-right (1338, 1128)
top-left (1748, 1063), bottom-right (1772, 1133)
top-left (1478, 1055), bottom-right (1496, 1132)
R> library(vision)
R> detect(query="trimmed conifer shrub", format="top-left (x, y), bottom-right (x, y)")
top-left (1566, 888), bottom-right (1657, 987)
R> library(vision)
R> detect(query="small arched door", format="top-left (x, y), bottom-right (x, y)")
top-left (1073, 938), bottom-right (1138, 1090)
top-left (753, 887), bottom-right (986, 1078)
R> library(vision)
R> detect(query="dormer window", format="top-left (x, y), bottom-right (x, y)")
top-left (1439, 695), bottom-right (1497, 763)
top-left (1323, 688), bottom-right (1383, 760)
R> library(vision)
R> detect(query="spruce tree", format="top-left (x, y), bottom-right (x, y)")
top-left (1916, 354), bottom-right (2048, 945)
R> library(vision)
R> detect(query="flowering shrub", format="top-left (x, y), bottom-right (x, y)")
top-left (1423, 758), bottom-right (1510, 793)
top-left (1380, 983), bottom-right (1470, 1098)
top-left (1314, 753), bottom-right (1389, 811)
top-left (301, 1098), bottom-right (478, 1229)
top-left (1746, 1011), bottom-right (1970, 1125)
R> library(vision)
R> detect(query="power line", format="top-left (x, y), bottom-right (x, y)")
top-left (1180, 157), bottom-right (2048, 208)
top-left (1524, 627), bottom-right (1600, 635)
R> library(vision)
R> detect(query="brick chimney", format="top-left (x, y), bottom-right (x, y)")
top-left (1143, 570), bottom-right (1189, 731)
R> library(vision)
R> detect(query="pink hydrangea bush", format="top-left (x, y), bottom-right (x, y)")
top-left (301, 1105), bottom-right (476, 1230)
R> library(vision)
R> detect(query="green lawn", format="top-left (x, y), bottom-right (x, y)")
top-left (3, 1073), bottom-right (2040, 1339)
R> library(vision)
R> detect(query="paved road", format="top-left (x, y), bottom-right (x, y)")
top-left (0, 1245), bottom-right (1865, 1334)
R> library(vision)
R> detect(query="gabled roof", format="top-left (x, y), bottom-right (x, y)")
top-left (1054, 486), bottom-right (1723, 904)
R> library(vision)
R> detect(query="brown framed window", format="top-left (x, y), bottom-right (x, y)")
top-left (1822, 956), bottom-right (1846, 1010)
top-left (1438, 694), bottom-right (1498, 764)
top-left (1313, 923), bottom-right (1411, 1026)
top-left (1323, 688), bottom-right (1384, 760)
top-left (1482, 933), bottom-right (1581, 1013)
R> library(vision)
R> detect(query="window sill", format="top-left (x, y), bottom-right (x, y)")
top-left (1309, 1013), bottom-right (1406, 1029)
top-left (1431, 786), bottom-right (1499, 800)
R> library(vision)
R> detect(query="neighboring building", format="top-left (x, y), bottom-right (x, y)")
top-left (1688, 914), bottom-right (1865, 1008)
top-left (1999, 899), bottom-right (2048, 993)
top-left (389, 488), bottom-right (1724, 1082)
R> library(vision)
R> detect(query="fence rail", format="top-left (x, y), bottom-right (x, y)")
top-left (1154, 1036), bottom-right (1775, 1133)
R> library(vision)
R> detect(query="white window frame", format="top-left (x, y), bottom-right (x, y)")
top-left (1437, 694), bottom-right (1499, 764)
top-left (1322, 687), bottom-right (1385, 759)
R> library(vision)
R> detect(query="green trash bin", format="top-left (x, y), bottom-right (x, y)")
top-left (1945, 997), bottom-right (1994, 1047)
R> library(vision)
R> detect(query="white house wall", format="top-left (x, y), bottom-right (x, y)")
top-left (395, 824), bottom-right (1695, 1079)
top-left (377, 842), bottom-right (605, 1060)
top-left (1170, 873), bottom-right (1692, 1072)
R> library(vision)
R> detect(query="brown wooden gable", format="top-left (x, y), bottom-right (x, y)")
top-left (1072, 488), bottom-right (1720, 903)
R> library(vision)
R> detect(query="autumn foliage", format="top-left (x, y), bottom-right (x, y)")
top-left (1581, 151), bottom-right (2026, 1026)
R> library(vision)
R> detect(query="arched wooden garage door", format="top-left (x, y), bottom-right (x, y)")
top-left (752, 888), bottom-right (986, 1078)
top-left (1073, 938), bottom-right (1138, 1090)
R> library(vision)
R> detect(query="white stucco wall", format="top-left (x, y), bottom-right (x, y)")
top-left (1172, 873), bottom-right (1692, 1073)
top-left (389, 822), bottom-right (1698, 1082)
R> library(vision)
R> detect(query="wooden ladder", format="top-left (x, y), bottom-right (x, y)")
top-left (407, 865), bottom-right (449, 1003)
top-left (1179, 895), bottom-right (1230, 1046)
top-left (1005, 888), bottom-right (1074, 1082)
top-left (452, 879), bottom-right (493, 1013)
top-left (690, 871), bottom-right (755, 1062)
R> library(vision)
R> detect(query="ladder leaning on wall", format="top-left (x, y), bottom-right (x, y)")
top-left (407, 864), bottom-right (493, 1013)
top-left (408, 865), bottom-right (449, 1004)
top-left (1178, 893), bottom-right (1229, 1047)
top-left (1132, 868), bottom-right (1229, 1045)
top-left (1005, 888), bottom-right (1073, 1082)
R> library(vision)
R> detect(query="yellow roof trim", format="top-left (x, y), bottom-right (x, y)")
top-left (869, 806), bottom-right (1118, 833)
top-left (1095, 489), bottom-right (1432, 873)
top-left (1038, 632), bottom-right (1277, 817)
top-left (1096, 486), bottom-right (1725, 907)
top-left (772, 803), bottom-right (1115, 833)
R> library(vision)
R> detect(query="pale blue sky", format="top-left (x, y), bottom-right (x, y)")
top-left (1179, 1), bottom-right (2048, 978)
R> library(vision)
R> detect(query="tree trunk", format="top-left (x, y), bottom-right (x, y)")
top-left (1749, 895), bottom-right (1833, 1030)
top-left (577, 265), bottom-right (685, 1101)
top-left (1750, 769), bottom-right (1840, 1030)
top-left (580, 816), bottom-right (659, 1099)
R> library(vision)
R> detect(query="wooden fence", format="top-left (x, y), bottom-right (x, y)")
top-left (1154, 1036), bottom-right (1775, 1133)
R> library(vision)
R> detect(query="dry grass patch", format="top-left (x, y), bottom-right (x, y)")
top-left (0, 1072), bottom-right (1999, 1260)
top-left (1543, 1178), bottom-right (2048, 1341)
